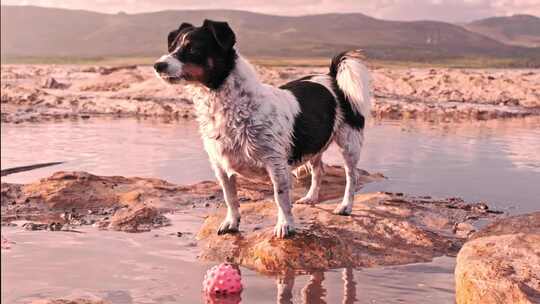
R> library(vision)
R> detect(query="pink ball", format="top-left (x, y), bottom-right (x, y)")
top-left (203, 263), bottom-right (243, 296)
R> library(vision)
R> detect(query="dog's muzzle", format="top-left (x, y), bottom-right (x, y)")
top-left (154, 60), bottom-right (183, 83)
top-left (154, 62), bottom-right (168, 73)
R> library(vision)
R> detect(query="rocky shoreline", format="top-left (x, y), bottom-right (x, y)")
top-left (2, 167), bottom-right (538, 302)
top-left (2, 64), bottom-right (539, 123)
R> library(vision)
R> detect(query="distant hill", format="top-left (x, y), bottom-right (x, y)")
top-left (1, 5), bottom-right (539, 62)
top-left (465, 15), bottom-right (540, 48)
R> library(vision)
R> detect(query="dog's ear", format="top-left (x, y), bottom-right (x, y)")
top-left (168, 23), bottom-right (193, 52)
top-left (203, 19), bottom-right (236, 51)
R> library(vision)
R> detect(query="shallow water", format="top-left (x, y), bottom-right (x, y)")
top-left (2, 117), bottom-right (540, 212)
top-left (2, 214), bottom-right (456, 304)
top-left (2, 117), bottom-right (540, 303)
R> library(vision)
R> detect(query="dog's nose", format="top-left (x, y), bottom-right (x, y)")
top-left (154, 61), bottom-right (168, 73)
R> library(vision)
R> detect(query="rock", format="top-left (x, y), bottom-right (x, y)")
top-left (100, 205), bottom-right (170, 232)
top-left (453, 222), bottom-right (476, 238)
top-left (48, 222), bottom-right (63, 231)
top-left (42, 77), bottom-right (68, 89)
top-left (75, 69), bottom-right (144, 92)
top-left (455, 212), bottom-right (540, 304)
top-left (22, 222), bottom-right (49, 231)
top-left (469, 211), bottom-right (540, 240)
top-left (97, 65), bottom-right (137, 75)
top-left (198, 192), bottom-right (499, 274)
top-left (1, 166), bottom-right (384, 233)
top-left (1, 171), bottom-right (196, 223)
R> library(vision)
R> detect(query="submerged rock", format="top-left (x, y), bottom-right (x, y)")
top-left (455, 212), bottom-right (540, 304)
top-left (21, 222), bottom-right (63, 231)
top-left (42, 77), bottom-right (69, 89)
top-left (98, 205), bottom-right (170, 232)
top-left (198, 191), bottom-right (499, 274)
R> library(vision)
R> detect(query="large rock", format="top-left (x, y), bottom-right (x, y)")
top-left (1, 170), bottom-right (220, 228)
top-left (455, 212), bottom-right (540, 304)
top-left (198, 192), bottom-right (500, 274)
top-left (98, 205), bottom-right (171, 232)
top-left (0, 166), bottom-right (383, 231)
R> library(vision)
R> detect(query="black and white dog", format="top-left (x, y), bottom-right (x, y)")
top-left (154, 20), bottom-right (371, 238)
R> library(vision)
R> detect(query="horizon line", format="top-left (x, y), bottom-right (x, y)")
top-left (2, 4), bottom-right (538, 23)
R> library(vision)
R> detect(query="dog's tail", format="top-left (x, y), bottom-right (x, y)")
top-left (329, 50), bottom-right (371, 118)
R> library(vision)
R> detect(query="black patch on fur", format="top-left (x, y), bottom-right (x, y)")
top-left (168, 23), bottom-right (194, 52)
top-left (166, 20), bottom-right (237, 89)
top-left (331, 79), bottom-right (365, 129)
top-left (280, 79), bottom-right (337, 163)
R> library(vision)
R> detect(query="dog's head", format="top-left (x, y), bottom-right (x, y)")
top-left (154, 19), bottom-right (237, 89)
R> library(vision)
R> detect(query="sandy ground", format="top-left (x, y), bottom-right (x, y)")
top-left (2, 64), bottom-right (538, 123)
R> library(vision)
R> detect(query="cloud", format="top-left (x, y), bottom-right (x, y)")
top-left (1, 0), bottom-right (538, 22)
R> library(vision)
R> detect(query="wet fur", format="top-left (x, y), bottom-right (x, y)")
top-left (155, 20), bottom-right (371, 238)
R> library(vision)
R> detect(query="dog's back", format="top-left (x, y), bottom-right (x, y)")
top-left (280, 50), bottom-right (371, 165)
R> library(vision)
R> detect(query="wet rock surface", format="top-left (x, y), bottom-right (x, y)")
top-left (455, 212), bottom-right (540, 304)
top-left (198, 191), bottom-right (501, 274)
top-left (2, 65), bottom-right (538, 123)
top-left (98, 205), bottom-right (171, 232)
top-left (0, 165), bottom-right (382, 233)
top-left (0, 167), bottom-right (504, 275)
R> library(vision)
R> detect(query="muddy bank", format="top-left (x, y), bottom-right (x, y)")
top-left (2, 65), bottom-right (538, 123)
top-left (1, 166), bottom-right (504, 276)
top-left (455, 212), bottom-right (540, 304)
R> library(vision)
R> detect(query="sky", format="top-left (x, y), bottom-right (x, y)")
top-left (1, 0), bottom-right (539, 22)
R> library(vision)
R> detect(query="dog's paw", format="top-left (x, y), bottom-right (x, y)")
top-left (273, 221), bottom-right (296, 238)
top-left (217, 218), bottom-right (240, 235)
top-left (333, 204), bottom-right (352, 216)
top-left (295, 195), bottom-right (319, 205)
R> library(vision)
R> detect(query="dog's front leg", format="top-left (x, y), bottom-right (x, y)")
top-left (214, 166), bottom-right (240, 235)
top-left (266, 160), bottom-right (295, 238)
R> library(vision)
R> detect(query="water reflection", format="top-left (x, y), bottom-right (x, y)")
top-left (1, 221), bottom-right (456, 303)
top-left (204, 293), bottom-right (242, 304)
top-left (277, 269), bottom-right (356, 304)
top-left (203, 267), bottom-right (357, 304)
top-left (2, 117), bottom-right (539, 214)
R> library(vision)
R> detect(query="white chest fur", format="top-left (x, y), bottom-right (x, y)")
top-left (190, 56), bottom-right (300, 177)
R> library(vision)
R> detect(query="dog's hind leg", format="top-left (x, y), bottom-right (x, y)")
top-left (296, 155), bottom-right (323, 204)
top-left (266, 160), bottom-right (295, 238)
top-left (334, 125), bottom-right (364, 215)
top-left (214, 166), bottom-right (240, 235)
